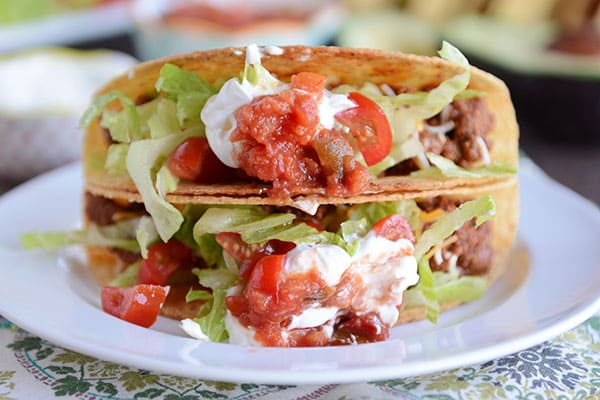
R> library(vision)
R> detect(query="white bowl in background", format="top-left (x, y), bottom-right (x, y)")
top-left (131, 0), bottom-right (346, 60)
top-left (0, 48), bottom-right (137, 181)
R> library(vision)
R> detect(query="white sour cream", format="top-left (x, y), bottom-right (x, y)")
top-left (351, 233), bottom-right (419, 326)
top-left (224, 231), bottom-right (420, 345)
top-left (180, 319), bottom-right (209, 342)
top-left (287, 306), bottom-right (339, 330)
top-left (224, 312), bottom-right (260, 346)
top-left (284, 243), bottom-right (352, 287)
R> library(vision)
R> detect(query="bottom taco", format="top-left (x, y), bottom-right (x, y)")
top-left (23, 178), bottom-right (517, 347)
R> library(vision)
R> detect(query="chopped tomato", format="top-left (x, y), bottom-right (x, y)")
top-left (216, 232), bottom-right (295, 278)
top-left (334, 92), bottom-right (392, 166)
top-left (246, 254), bottom-right (286, 298)
top-left (167, 137), bottom-right (235, 182)
top-left (291, 72), bottom-right (327, 96)
top-left (304, 220), bottom-right (324, 231)
top-left (138, 240), bottom-right (194, 285)
top-left (101, 284), bottom-right (170, 328)
top-left (372, 214), bottom-right (415, 243)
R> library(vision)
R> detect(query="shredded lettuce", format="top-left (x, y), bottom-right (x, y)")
top-left (411, 153), bottom-right (517, 179)
top-left (156, 63), bottom-right (215, 97)
top-left (155, 165), bottom-right (179, 199)
top-left (242, 222), bottom-right (320, 244)
top-left (348, 200), bottom-right (422, 233)
top-left (126, 133), bottom-right (191, 242)
top-left (173, 206), bottom-right (224, 267)
top-left (21, 220), bottom-right (140, 252)
top-left (79, 91), bottom-right (140, 142)
top-left (414, 195), bottom-right (495, 260)
top-left (417, 257), bottom-right (439, 323)
top-left (155, 63), bottom-right (216, 128)
top-left (193, 207), bottom-right (294, 238)
top-left (135, 216), bottom-right (158, 259)
top-left (192, 206), bottom-right (358, 254)
top-left (193, 268), bottom-right (238, 291)
top-left (186, 289), bottom-right (213, 302)
top-left (100, 109), bottom-right (134, 143)
top-left (369, 42), bottom-right (471, 175)
top-left (242, 59), bottom-right (280, 89)
top-left (147, 98), bottom-right (180, 138)
top-left (194, 289), bottom-right (229, 342)
top-left (434, 274), bottom-right (486, 303)
top-left (193, 233), bottom-right (223, 268)
top-left (403, 271), bottom-right (487, 312)
top-left (337, 218), bottom-right (368, 255)
top-left (108, 262), bottom-right (141, 287)
top-left (104, 143), bottom-right (128, 175)
top-left (187, 268), bottom-right (238, 342)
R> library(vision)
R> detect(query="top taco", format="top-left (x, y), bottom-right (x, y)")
top-left (82, 43), bottom-right (517, 240)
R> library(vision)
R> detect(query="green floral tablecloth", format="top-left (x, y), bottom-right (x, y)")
top-left (1, 315), bottom-right (599, 400)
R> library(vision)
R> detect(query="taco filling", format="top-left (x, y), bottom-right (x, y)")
top-left (27, 191), bottom-right (498, 346)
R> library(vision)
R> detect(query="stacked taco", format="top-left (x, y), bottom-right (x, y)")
top-left (23, 43), bottom-right (519, 347)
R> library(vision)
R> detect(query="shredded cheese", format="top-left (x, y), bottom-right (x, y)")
top-left (419, 208), bottom-right (446, 223)
top-left (424, 234), bottom-right (458, 261)
top-left (476, 136), bottom-right (491, 165)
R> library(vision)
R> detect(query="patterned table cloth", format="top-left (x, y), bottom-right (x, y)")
top-left (1, 315), bottom-right (599, 400)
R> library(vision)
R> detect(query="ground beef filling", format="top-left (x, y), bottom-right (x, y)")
top-left (388, 97), bottom-right (494, 175)
top-left (84, 192), bottom-right (145, 263)
top-left (418, 196), bottom-right (494, 276)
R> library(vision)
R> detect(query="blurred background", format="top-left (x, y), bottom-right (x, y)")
top-left (0, 0), bottom-right (598, 203)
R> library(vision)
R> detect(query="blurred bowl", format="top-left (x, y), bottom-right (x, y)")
top-left (337, 10), bottom-right (440, 55)
top-left (0, 48), bottom-right (137, 180)
top-left (0, 116), bottom-right (80, 180)
top-left (131, 0), bottom-right (345, 60)
top-left (444, 16), bottom-right (600, 145)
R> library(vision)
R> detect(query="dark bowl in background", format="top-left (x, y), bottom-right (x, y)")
top-left (466, 54), bottom-right (600, 145)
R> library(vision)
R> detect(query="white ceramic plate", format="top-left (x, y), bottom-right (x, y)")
top-left (0, 161), bottom-right (598, 384)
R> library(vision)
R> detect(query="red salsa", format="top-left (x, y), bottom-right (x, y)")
top-left (231, 72), bottom-right (372, 197)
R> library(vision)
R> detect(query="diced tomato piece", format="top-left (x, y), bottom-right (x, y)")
top-left (167, 137), bottom-right (235, 182)
top-left (372, 215), bottom-right (415, 243)
top-left (291, 72), bottom-right (327, 95)
top-left (304, 220), bottom-right (324, 232)
top-left (334, 92), bottom-right (393, 166)
top-left (138, 240), bottom-right (194, 285)
top-left (101, 284), bottom-right (170, 328)
top-left (225, 294), bottom-right (248, 316)
top-left (246, 254), bottom-right (286, 298)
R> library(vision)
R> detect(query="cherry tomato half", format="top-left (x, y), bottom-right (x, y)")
top-left (138, 240), bottom-right (194, 285)
top-left (372, 215), bottom-right (415, 243)
top-left (334, 92), bottom-right (393, 166)
top-left (246, 254), bottom-right (286, 298)
top-left (167, 137), bottom-right (235, 182)
top-left (101, 284), bottom-right (170, 328)
top-left (215, 232), bottom-right (260, 262)
top-left (216, 232), bottom-right (295, 278)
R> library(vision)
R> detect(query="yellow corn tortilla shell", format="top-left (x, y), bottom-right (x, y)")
top-left (83, 45), bottom-right (519, 202)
